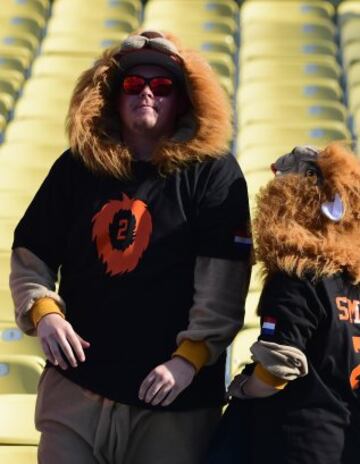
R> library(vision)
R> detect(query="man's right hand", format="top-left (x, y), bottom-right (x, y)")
top-left (37, 314), bottom-right (91, 370)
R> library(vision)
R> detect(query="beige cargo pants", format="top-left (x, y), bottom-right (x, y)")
top-left (35, 367), bottom-right (221, 464)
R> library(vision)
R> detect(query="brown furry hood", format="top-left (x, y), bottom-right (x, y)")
top-left (254, 143), bottom-right (360, 283)
top-left (66, 31), bottom-right (232, 179)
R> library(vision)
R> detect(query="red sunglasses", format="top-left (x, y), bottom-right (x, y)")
top-left (121, 75), bottom-right (175, 97)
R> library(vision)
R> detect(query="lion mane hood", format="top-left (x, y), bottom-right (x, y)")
top-left (254, 143), bottom-right (360, 284)
top-left (66, 31), bottom-right (232, 179)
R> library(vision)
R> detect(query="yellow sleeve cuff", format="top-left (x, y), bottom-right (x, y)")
top-left (30, 297), bottom-right (65, 328)
top-left (254, 363), bottom-right (288, 390)
top-left (172, 339), bottom-right (210, 372)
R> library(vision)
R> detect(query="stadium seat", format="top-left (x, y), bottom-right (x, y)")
top-left (348, 83), bottom-right (360, 113)
top-left (180, 33), bottom-right (236, 55)
top-left (0, 16), bottom-right (44, 41)
top-left (241, 18), bottom-right (335, 42)
top-left (238, 80), bottom-right (343, 106)
top-left (31, 55), bottom-right (93, 78)
top-left (340, 18), bottom-right (360, 45)
top-left (143, 17), bottom-right (237, 35)
top-left (0, 288), bottom-right (15, 323)
top-left (244, 291), bottom-right (261, 329)
top-left (144, 0), bottom-right (238, 20)
top-left (0, 446), bottom-right (37, 464)
top-left (241, 39), bottom-right (337, 61)
top-left (0, 143), bottom-right (62, 169)
top-left (239, 101), bottom-right (347, 128)
top-left (4, 119), bottom-right (68, 147)
top-left (347, 61), bottom-right (360, 89)
top-left (0, 165), bottom-right (48, 195)
top-left (0, 323), bottom-right (43, 358)
top-left (0, 393), bottom-right (40, 443)
top-left (238, 122), bottom-right (350, 152)
top-left (47, 14), bottom-right (138, 36)
top-left (240, 58), bottom-right (341, 82)
top-left (343, 41), bottom-right (360, 70)
top-left (40, 33), bottom-right (126, 56)
top-left (0, 356), bottom-right (44, 395)
top-left (241, 1), bottom-right (335, 22)
top-left (230, 328), bottom-right (259, 377)
top-left (53, 0), bottom-right (141, 18)
top-left (2, 0), bottom-right (49, 18)
top-left (0, 219), bottom-right (17, 251)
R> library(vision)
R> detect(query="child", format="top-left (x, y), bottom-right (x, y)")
top-left (207, 144), bottom-right (360, 464)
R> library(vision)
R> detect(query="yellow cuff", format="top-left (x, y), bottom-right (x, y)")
top-left (30, 297), bottom-right (65, 328)
top-left (172, 339), bottom-right (210, 372)
top-left (254, 363), bottom-right (288, 390)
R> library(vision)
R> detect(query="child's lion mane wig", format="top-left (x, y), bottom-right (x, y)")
top-left (254, 143), bottom-right (360, 283)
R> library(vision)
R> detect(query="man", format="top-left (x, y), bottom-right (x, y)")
top-left (10, 30), bottom-right (252, 464)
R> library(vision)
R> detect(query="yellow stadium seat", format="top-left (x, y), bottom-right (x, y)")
top-left (21, 76), bottom-right (75, 99)
top-left (47, 14), bottom-right (138, 36)
top-left (0, 393), bottom-right (40, 443)
top-left (4, 119), bottom-right (68, 147)
top-left (0, 15), bottom-right (44, 40)
top-left (239, 101), bottom-right (347, 128)
top-left (41, 33), bottom-right (126, 56)
top-left (0, 190), bottom-right (32, 218)
top-left (0, 356), bottom-right (44, 395)
top-left (54, 0), bottom-right (141, 17)
top-left (238, 80), bottom-right (343, 106)
top-left (238, 122), bottom-right (350, 152)
top-left (2, 0), bottom-right (49, 18)
top-left (0, 165), bottom-right (48, 195)
top-left (202, 51), bottom-right (235, 78)
top-left (230, 328), bottom-right (259, 377)
top-left (241, 38), bottom-right (337, 61)
top-left (0, 115), bottom-right (6, 134)
top-left (343, 41), bottom-right (360, 69)
top-left (0, 99), bottom-right (7, 118)
top-left (0, 323), bottom-right (43, 358)
top-left (31, 55), bottom-right (93, 78)
top-left (181, 33), bottom-right (236, 55)
top-left (348, 83), bottom-right (360, 113)
top-left (0, 55), bottom-right (27, 74)
top-left (145, 0), bottom-right (238, 20)
top-left (0, 288), bottom-right (15, 323)
top-left (337, 0), bottom-right (360, 27)
top-left (55, 0), bottom-right (140, 17)
top-left (0, 30), bottom-right (39, 53)
top-left (340, 19), bottom-right (360, 45)
top-left (143, 17), bottom-right (237, 35)
top-left (0, 446), bottom-right (37, 464)
top-left (0, 252), bottom-right (11, 288)
top-left (244, 291), bottom-right (261, 329)
top-left (240, 58), bottom-right (341, 82)
top-left (241, 1), bottom-right (334, 22)
top-left (347, 61), bottom-right (360, 88)
top-left (14, 95), bottom-right (70, 120)
top-left (0, 219), bottom-right (17, 251)
top-left (241, 18), bottom-right (335, 42)
top-left (0, 10), bottom-right (46, 31)
top-left (0, 34), bottom-right (38, 55)
top-left (0, 143), bottom-right (62, 169)
top-left (0, 48), bottom-right (33, 70)
top-left (354, 107), bottom-right (360, 137)
top-left (0, 69), bottom-right (26, 92)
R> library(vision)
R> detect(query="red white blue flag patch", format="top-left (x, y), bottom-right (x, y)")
top-left (261, 316), bottom-right (276, 336)
top-left (233, 228), bottom-right (252, 247)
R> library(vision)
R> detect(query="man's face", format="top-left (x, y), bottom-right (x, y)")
top-left (117, 64), bottom-right (181, 138)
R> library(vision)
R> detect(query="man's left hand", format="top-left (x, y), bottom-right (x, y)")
top-left (138, 357), bottom-right (196, 407)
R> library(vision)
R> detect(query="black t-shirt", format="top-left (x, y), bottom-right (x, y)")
top-left (13, 150), bottom-right (251, 410)
top-left (241, 272), bottom-right (360, 463)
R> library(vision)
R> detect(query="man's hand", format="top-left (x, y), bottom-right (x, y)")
top-left (138, 357), bottom-right (196, 407)
top-left (37, 314), bottom-right (91, 370)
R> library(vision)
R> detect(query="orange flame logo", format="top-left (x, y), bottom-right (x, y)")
top-left (92, 194), bottom-right (152, 276)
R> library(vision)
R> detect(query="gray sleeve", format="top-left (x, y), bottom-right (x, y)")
top-left (251, 339), bottom-right (308, 380)
top-left (176, 256), bottom-right (251, 365)
top-left (9, 247), bottom-right (66, 336)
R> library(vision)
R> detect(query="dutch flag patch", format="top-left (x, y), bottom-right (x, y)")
top-left (261, 316), bottom-right (276, 336)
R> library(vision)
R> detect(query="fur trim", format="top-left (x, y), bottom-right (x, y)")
top-left (66, 31), bottom-right (232, 179)
top-left (254, 143), bottom-right (360, 283)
